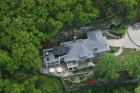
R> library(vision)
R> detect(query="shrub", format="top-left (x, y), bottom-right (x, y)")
top-left (110, 47), bottom-right (119, 53)
top-left (110, 20), bottom-right (130, 36)
top-left (110, 28), bottom-right (126, 36)
top-left (72, 82), bottom-right (78, 87)
top-left (94, 71), bottom-right (102, 78)
top-left (80, 79), bottom-right (87, 83)
top-left (87, 78), bottom-right (95, 85)
top-left (67, 79), bottom-right (72, 83)
top-left (79, 75), bottom-right (85, 80)
top-left (86, 76), bottom-right (92, 80)
top-left (93, 59), bottom-right (98, 64)
top-left (71, 76), bottom-right (75, 81)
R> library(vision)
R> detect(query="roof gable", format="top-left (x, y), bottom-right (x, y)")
top-left (87, 30), bottom-right (103, 41)
top-left (60, 30), bottom-right (110, 62)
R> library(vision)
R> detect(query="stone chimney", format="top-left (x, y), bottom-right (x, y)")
top-left (73, 36), bottom-right (76, 42)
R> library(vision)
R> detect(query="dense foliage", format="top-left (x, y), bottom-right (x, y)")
top-left (98, 52), bottom-right (121, 81)
top-left (0, 0), bottom-right (138, 93)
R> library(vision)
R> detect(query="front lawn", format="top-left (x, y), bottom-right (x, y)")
top-left (117, 49), bottom-right (137, 62)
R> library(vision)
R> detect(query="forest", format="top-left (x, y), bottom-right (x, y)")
top-left (0, 0), bottom-right (139, 93)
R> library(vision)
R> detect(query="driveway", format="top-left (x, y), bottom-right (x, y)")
top-left (108, 32), bottom-right (138, 48)
top-left (127, 22), bottom-right (140, 47)
top-left (107, 22), bottom-right (140, 49)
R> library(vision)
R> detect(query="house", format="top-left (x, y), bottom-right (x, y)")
top-left (43, 30), bottom-right (110, 71)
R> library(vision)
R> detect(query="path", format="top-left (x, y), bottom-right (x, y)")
top-left (113, 47), bottom-right (123, 56)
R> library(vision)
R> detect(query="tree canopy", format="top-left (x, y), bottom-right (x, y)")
top-left (98, 52), bottom-right (121, 81)
top-left (123, 51), bottom-right (140, 78)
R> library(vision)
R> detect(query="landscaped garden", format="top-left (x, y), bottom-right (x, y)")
top-left (36, 73), bottom-right (138, 93)
top-left (110, 20), bottom-right (130, 36)
top-left (63, 72), bottom-right (96, 88)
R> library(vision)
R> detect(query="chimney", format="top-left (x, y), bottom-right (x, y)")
top-left (73, 36), bottom-right (76, 42)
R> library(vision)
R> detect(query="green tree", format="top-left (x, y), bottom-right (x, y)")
top-left (99, 52), bottom-right (120, 81)
top-left (135, 82), bottom-right (140, 93)
top-left (116, 0), bottom-right (137, 19)
top-left (123, 51), bottom-right (140, 78)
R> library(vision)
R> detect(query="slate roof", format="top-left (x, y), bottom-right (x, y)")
top-left (87, 29), bottom-right (103, 41)
top-left (60, 29), bottom-right (110, 62)
top-left (53, 45), bottom-right (70, 56)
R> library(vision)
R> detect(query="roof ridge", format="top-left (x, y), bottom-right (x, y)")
top-left (81, 44), bottom-right (93, 56)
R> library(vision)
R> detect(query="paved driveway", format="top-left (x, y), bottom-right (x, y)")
top-left (127, 22), bottom-right (140, 47)
top-left (107, 22), bottom-right (140, 49)
top-left (108, 32), bottom-right (138, 49)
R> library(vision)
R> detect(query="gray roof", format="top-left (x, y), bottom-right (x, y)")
top-left (60, 30), bottom-right (110, 62)
top-left (87, 29), bottom-right (103, 41)
top-left (53, 45), bottom-right (70, 56)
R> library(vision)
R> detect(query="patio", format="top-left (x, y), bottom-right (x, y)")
top-left (40, 62), bottom-right (73, 77)
top-left (40, 61), bottom-right (95, 77)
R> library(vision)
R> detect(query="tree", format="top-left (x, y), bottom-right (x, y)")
top-left (22, 75), bottom-right (42, 93)
top-left (123, 51), bottom-right (140, 78)
top-left (116, 0), bottom-right (137, 19)
top-left (4, 83), bottom-right (24, 93)
top-left (98, 52), bottom-right (120, 81)
top-left (135, 82), bottom-right (140, 93)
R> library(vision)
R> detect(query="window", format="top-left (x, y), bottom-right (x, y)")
top-left (85, 58), bottom-right (90, 62)
top-left (94, 47), bottom-right (98, 51)
top-left (69, 68), bottom-right (72, 71)
top-left (74, 67), bottom-right (77, 69)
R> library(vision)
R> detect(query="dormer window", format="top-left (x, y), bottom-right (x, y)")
top-left (45, 52), bottom-right (48, 56)
top-left (94, 47), bottom-right (98, 51)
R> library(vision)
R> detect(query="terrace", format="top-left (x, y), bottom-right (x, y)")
top-left (40, 61), bottom-right (95, 77)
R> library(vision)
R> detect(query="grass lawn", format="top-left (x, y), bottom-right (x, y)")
top-left (117, 49), bottom-right (139, 62)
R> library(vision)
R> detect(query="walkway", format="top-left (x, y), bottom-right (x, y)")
top-left (113, 47), bottom-right (123, 56)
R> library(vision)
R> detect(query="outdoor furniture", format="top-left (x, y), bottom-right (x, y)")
top-left (49, 68), bottom-right (55, 73)
top-left (57, 67), bottom-right (62, 73)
